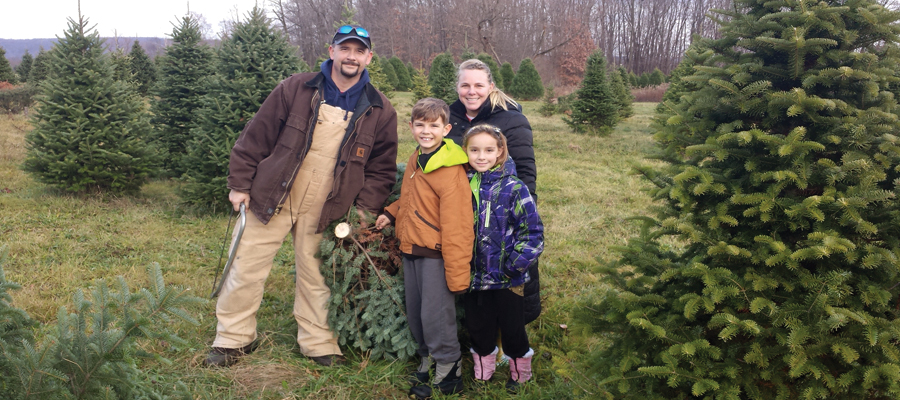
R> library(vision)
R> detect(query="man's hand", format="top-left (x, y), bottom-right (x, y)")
top-left (356, 208), bottom-right (370, 229)
top-left (229, 189), bottom-right (250, 212)
top-left (375, 214), bottom-right (392, 230)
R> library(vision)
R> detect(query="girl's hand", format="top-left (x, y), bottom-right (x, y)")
top-left (375, 214), bottom-right (392, 229)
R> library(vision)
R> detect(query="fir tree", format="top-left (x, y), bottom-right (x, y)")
top-left (578, 0), bottom-right (900, 398)
top-left (649, 67), bottom-right (666, 85)
top-left (23, 16), bottom-right (158, 194)
top-left (382, 56), bottom-right (398, 90)
top-left (611, 66), bottom-right (634, 119)
top-left (428, 53), bottom-right (457, 105)
top-left (657, 38), bottom-right (713, 114)
top-left (460, 49), bottom-right (477, 62)
top-left (628, 71), bottom-right (638, 87)
top-left (179, 7), bottom-right (300, 210)
top-left (389, 56), bottom-right (411, 91)
top-left (411, 68), bottom-right (432, 103)
top-left (108, 48), bottom-right (133, 84)
top-left (128, 40), bottom-right (157, 96)
top-left (538, 84), bottom-right (557, 117)
top-left (378, 54), bottom-right (398, 91)
top-left (29, 49), bottom-right (50, 85)
top-left (564, 50), bottom-right (618, 135)
top-left (0, 255), bottom-right (199, 399)
top-left (499, 61), bottom-right (515, 91)
top-left (15, 51), bottom-right (32, 84)
top-left (367, 54), bottom-right (394, 97)
top-left (151, 14), bottom-right (217, 177)
top-left (509, 58), bottom-right (543, 100)
top-left (0, 47), bottom-right (17, 84)
top-left (406, 63), bottom-right (416, 84)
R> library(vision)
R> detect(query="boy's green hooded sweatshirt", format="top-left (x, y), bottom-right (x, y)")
top-left (383, 139), bottom-right (475, 292)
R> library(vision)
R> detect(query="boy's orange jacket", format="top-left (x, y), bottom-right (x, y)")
top-left (383, 140), bottom-right (474, 292)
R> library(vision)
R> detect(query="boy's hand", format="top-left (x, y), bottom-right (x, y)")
top-left (375, 214), bottom-right (392, 230)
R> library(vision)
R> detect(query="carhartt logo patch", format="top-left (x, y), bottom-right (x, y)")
top-left (356, 147), bottom-right (365, 157)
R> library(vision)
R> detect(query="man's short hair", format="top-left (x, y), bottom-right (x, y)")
top-left (411, 97), bottom-right (450, 125)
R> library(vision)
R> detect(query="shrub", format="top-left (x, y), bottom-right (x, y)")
top-left (0, 85), bottom-right (37, 113)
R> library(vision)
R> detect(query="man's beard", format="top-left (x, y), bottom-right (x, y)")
top-left (340, 62), bottom-right (360, 78)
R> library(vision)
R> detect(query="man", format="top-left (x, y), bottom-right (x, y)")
top-left (205, 24), bottom-right (398, 368)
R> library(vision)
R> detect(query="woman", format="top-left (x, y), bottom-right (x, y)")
top-left (447, 59), bottom-right (540, 324)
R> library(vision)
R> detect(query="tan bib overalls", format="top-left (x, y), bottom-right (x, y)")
top-left (214, 104), bottom-right (350, 357)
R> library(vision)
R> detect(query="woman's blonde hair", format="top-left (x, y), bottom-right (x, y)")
top-left (463, 124), bottom-right (509, 169)
top-left (457, 59), bottom-right (518, 111)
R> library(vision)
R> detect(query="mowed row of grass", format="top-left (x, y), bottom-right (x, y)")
top-left (0, 94), bottom-right (661, 399)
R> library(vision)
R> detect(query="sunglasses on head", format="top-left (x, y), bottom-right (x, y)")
top-left (337, 25), bottom-right (369, 37)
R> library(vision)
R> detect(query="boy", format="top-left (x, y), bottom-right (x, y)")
top-left (375, 98), bottom-right (474, 399)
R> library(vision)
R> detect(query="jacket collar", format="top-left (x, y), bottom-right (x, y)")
top-left (304, 71), bottom-right (384, 109)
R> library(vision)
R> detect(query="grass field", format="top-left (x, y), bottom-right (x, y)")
top-left (0, 94), bottom-right (662, 399)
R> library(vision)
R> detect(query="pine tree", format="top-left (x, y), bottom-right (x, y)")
top-left (564, 50), bottom-right (618, 135)
top-left (128, 40), bottom-right (157, 96)
top-left (151, 14), bottom-right (217, 177)
top-left (499, 61), bottom-right (515, 91)
top-left (15, 51), bottom-right (32, 84)
top-left (29, 49), bottom-right (50, 85)
top-left (406, 63), bottom-right (416, 84)
top-left (628, 71), bottom-right (638, 87)
top-left (381, 54), bottom-right (399, 90)
top-left (538, 85), bottom-right (556, 117)
top-left (460, 49), bottom-right (477, 62)
top-left (411, 68), bottom-right (432, 103)
top-left (611, 66), bottom-right (634, 119)
top-left (509, 58), bottom-right (543, 100)
top-left (657, 38), bottom-right (713, 114)
top-left (0, 254), bottom-right (199, 399)
top-left (367, 54), bottom-right (393, 97)
top-left (108, 48), bottom-right (133, 84)
top-left (577, 0), bottom-right (900, 398)
top-left (389, 56), bottom-right (411, 91)
top-left (23, 16), bottom-right (158, 194)
top-left (179, 7), bottom-right (300, 210)
top-left (428, 53), bottom-right (457, 105)
top-left (0, 47), bottom-right (17, 84)
top-left (649, 67), bottom-right (665, 85)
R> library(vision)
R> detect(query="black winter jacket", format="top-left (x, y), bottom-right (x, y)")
top-left (447, 99), bottom-right (542, 324)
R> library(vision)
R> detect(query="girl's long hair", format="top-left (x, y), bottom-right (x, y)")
top-left (457, 59), bottom-right (518, 112)
top-left (463, 124), bottom-right (509, 170)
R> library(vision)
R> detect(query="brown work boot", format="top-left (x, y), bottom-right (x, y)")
top-left (203, 342), bottom-right (258, 367)
top-left (309, 354), bottom-right (347, 366)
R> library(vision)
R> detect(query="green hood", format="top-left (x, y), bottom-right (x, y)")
top-left (421, 139), bottom-right (469, 173)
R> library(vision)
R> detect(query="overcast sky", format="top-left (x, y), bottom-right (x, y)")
top-left (2, 0), bottom-right (265, 39)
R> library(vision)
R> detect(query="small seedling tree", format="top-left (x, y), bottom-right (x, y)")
top-left (611, 66), bottom-right (634, 119)
top-left (411, 68), bottom-right (432, 103)
top-left (577, 0), bottom-right (900, 397)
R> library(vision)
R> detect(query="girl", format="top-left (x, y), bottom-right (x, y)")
top-left (462, 124), bottom-right (544, 392)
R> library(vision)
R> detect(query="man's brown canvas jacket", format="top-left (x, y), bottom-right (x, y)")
top-left (227, 72), bottom-right (398, 233)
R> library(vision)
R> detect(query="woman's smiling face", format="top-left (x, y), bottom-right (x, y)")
top-left (456, 69), bottom-right (494, 117)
